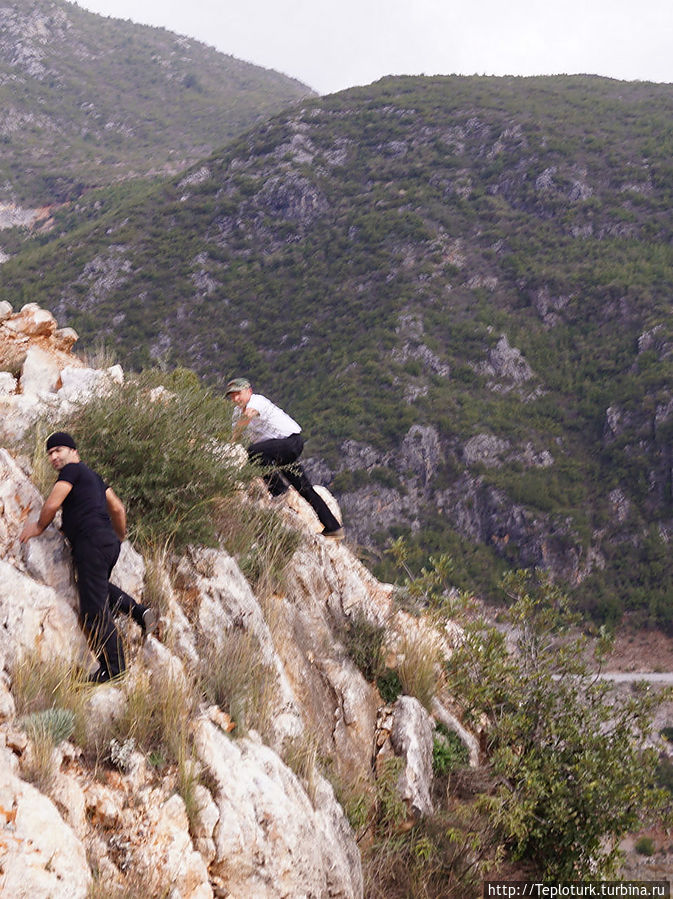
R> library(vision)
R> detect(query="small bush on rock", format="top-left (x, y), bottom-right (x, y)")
top-left (432, 723), bottom-right (470, 776)
top-left (64, 369), bottom-right (255, 549)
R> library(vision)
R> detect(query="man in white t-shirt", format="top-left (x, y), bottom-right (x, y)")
top-left (226, 378), bottom-right (344, 539)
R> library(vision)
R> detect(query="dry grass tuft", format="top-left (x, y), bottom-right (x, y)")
top-left (283, 730), bottom-right (322, 805)
top-left (199, 627), bottom-right (278, 741)
top-left (398, 633), bottom-right (441, 712)
top-left (113, 666), bottom-right (196, 764)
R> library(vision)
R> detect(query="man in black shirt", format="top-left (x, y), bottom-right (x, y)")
top-left (20, 431), bottom-right (156, 683)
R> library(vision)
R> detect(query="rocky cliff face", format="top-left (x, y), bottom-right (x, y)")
top-left (0, 304), bottom-right (470, 898)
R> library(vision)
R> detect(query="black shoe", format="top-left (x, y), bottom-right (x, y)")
top-left (321, 526), bottom-right (345, 540)
top-left (142, 608), bottom-right (158, 637)
top-left (87, 668), bottom-right (111, 684)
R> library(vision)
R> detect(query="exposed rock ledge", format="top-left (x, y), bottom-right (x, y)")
top-left (0, 302), bottom-right (474, 898)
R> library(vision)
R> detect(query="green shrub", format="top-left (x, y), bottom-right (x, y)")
top-left (377, 667), bottom-right (403, 703)
top-left (655, 755), bottom-right (673, 795)
top-left (635, 836), bottom-right (655, 856)
top-left (446, 570), bottom-right (670, 879)
top-left (363, 760), bottom-right (493, 898)
top-left (63, 370), bottom-right (254, 549)
top-left (432, 724), bottom-right (470, 776)
top-left (21, 707), bottom-right (75, 745)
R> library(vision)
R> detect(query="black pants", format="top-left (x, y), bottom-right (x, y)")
top-left (248, 433), bottom-right (342, 532)
top-left (73, 535), bottom-right (146, 678)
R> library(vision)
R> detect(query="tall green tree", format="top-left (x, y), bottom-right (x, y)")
top-left (447, 571), bottom-right (670, 878)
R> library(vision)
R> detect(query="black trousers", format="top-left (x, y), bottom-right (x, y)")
top-left (73, 535), bottom-right (146, 678)
top-left (248, 433), bottom-right (342, 532)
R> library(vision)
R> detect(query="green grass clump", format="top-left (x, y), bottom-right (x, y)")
top-left (635, 836), bottom-right (655, 856)
top-left (113, 667), bottom-right (197, 764)
top-left (20, 707), bottom-right (76, 791)
top-left (432, 723), bottom-right (470, 776)
top-left (198, 628), bottom-right (278, 740)
top-left (10, 652), bottom-right (93, 749)
top-left (214, 495), bottom-right (300, 595)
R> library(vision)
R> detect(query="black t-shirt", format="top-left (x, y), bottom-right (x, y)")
top-left (57, 462), bottom-right (115, 547)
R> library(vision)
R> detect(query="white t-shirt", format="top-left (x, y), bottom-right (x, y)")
top-left (234, 393), bottom-right (302, 442)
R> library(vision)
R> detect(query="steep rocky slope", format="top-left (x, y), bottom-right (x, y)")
top-left (4, 75), bottom-right (673, 623)
top-left (0, 302), bottom-right (473, 897)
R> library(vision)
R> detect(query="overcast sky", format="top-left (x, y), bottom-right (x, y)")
top-left (74, 0), bottom-right (673, 96)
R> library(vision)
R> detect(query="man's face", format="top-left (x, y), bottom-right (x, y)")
top-left (47, 445), bottom-right (79, 471)
top-left (228, 386), bottom-right (252, 409)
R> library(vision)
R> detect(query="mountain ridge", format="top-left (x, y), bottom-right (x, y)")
top-left (4, 73), bottom-right (673, 624)
top-left (0, 0), bottom-right (313, 206)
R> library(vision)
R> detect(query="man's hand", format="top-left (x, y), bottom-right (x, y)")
top-left (19, 520), bottom-right (43, 543)
top-left (232, 407), bottom-right (259, 441)
top-left (19, 480), bottom-right (73, 544)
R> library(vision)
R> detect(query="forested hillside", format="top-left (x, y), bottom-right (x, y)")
top-left (4, 74), bottom-right (673, 625)
top-left (0, 0), bottom-right (311, 206)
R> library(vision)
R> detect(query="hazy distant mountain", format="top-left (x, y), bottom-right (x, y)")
top-left (0, 0), bottom-right (313, 205)
top-left (5, 74), bottom-right (673, 626)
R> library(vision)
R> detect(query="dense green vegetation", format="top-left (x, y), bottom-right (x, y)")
top-left (0, 0), bottom-right (311, 205)
top-left (5, 73), bottom-right (673, 624)
top-left (350, 562), bottom-right (670, 892)
top-left (447, 571), bottom-right (669, 879)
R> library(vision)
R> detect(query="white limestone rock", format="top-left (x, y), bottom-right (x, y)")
top-left (284, 482), bottom-right (342, 535)
top-left (0, 560), bottom-right (88, 674)
top-left (112, 539), bottom-right (145, 601)
top-left (58, 363), bottom-right (123, 404)
top-left (0, 448), bottom-right (78, 610)
top-left (0, 745), bottom-right (92, 898)
top-left (143, 793), bottom-right (213, 899)
top-left (50, 769), bottom-right (88, 837)
top-left (0, 370), bottom-right (16, 394)
top-left (0, 676), bottom-right (16, 720)
top-left (0, 391), bottom-right (53, 442)
top-left (315, 655), bottom-right (379, 776)
top-left (20, 344), bottom-right (63, 396)
top-left (52, 327), bottom-right (78, 353)
top-left (140, 634), bottom-right (188, 688)
top-left (4, 302), bottom-right (57, 338)
top-left (194, 719), bottom-right (363, 898)
top-left (186, 546), bottom-right (303, 745)
top-left (191, 784), bottom-right (220, 864)
top-left (390, 695), bottom-right (434, 818)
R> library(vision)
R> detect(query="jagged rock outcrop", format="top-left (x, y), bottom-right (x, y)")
top-left (0, 303), bottom-right (475, 898)
top-left (0, 301), bottom-right (123, 442)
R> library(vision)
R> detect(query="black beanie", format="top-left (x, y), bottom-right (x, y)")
top-left (46, 431), bottom-right (77, 451)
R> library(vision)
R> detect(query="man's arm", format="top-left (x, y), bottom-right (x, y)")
top-left (232, 407), bottom-right (259, 441)
top-left (105, 488), bottom-right (127, 541)
top-left (19, 480), bottom-right (73, 543)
